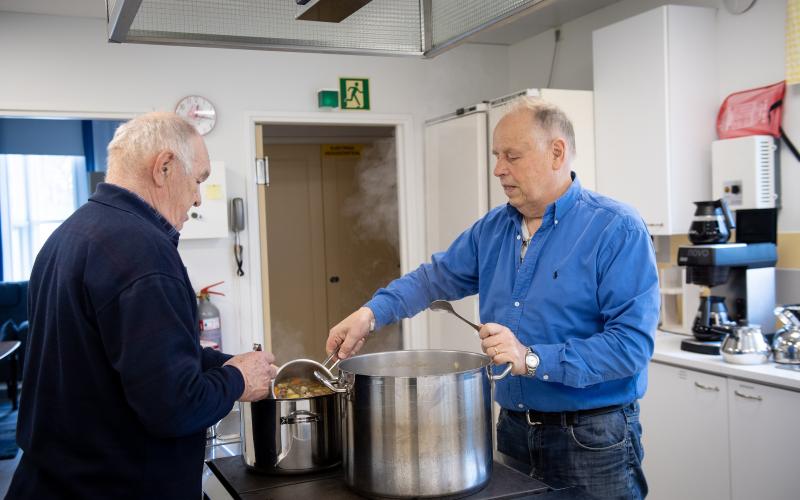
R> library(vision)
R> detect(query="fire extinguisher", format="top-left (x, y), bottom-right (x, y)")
top-left (197, 281), bottom-right (224, 350)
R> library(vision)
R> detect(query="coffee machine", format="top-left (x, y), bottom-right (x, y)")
top-left (677, 200), bottom-right (777, 354)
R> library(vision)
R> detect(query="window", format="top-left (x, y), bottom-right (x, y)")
top-left (0, 154), bottom-right (87, 281)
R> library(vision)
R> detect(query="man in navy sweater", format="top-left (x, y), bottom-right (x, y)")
top-left (7, 112), bottom-right (277, 499)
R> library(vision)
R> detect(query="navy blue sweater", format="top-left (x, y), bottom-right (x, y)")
top-left (8, 183), bottom-right (244, 499)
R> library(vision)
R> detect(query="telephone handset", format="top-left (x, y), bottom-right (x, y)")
top-left (230, 198), bottom-right (245, 276)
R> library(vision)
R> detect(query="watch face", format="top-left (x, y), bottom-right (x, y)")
top-left (175, 95), bottom-right (216, 135)
top-left (526, 351), bottom-right (540, 369)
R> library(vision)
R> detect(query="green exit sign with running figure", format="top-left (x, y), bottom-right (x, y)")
top-left (340, 77), bottom-right (370, 110)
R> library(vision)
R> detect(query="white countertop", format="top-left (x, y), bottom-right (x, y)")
top-left (652, 330), bottom-right (800, 391)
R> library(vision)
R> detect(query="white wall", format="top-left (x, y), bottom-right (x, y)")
top-left (0, 12), bottom-right (511, 353)
top-left (508, 0), bottom-right (799, 232)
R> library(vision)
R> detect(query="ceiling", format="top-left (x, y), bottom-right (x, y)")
top-left (0, 0), bottom-right (626, 45)
top-left (0, 0), bottom-right (106, 19)
top-left (0, 0), bottom-right (624, 48)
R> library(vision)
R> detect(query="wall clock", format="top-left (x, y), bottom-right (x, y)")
top-left (175, 95), bottom-right (217, 135)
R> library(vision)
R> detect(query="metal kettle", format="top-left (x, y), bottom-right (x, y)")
top-left (773, 305), bottom-right (800, 364)
top-left (688, 199), bottom-right (735, 245)
top-left (720, 323), bottom-right (770, 365)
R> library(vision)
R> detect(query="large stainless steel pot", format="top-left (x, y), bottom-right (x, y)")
top-left (316, 350), bottom-right (510, 498)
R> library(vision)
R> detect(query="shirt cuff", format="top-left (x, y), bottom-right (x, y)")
top-left (531, 343), bottom-right (565, 383)
top-left (364, 298), bottom-right (392, 330)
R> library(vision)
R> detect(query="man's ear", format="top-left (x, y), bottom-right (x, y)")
top-left (551, 138), bottom-right (566, 170)
top-left (151, 151), bottom-right (174, 187)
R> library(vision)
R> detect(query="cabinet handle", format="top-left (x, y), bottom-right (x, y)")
top-left (647, 223), bottom-right (665, 227)
top-left (694, 382), bottom-right (719, 392)
top-left (734, 390), bottom-right (762, 401)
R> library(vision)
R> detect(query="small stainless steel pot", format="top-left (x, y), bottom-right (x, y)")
top-left (240, 393), bottom-right (340, 474)
top-left (240, 346), bottom-right (341, 474)
top-left (316, 349), bottom-right (510, 498)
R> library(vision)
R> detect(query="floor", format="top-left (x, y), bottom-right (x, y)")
top-left (0, 385), bottom-right (19, 497)
top-left (0, 449), bottom-right (20, 496)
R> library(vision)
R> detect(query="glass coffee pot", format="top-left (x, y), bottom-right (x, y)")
top-left (688, 199), bottom-right (735, 245)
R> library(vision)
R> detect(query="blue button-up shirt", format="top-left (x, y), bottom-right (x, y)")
top-left (366, 175), bottom-right (659, 412)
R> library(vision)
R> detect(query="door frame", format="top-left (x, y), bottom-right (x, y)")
top-left (244, 111), bottom-right (427, 353)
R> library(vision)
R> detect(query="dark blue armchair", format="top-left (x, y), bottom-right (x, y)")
top-left (0, 281), bottom-right (28, 409)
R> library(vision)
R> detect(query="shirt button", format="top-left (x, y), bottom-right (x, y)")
top-left (517, 403), bottom-right (524, 409)
top-left (516, 234), bottom-right (521, 240)
top-left (514, 301), bottom-right (520, 307)
top-left (543, 374), bottom-right (549, 380)
top-left (554, 219), bottom-right (559, 225)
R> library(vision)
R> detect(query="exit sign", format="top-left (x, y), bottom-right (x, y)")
top-left (339, 77), bottom-right (370, 110)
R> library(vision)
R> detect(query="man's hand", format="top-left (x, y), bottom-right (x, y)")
top-left (224, 351), bottom-right (278, 402)
top-left (326, 307), bottom-right (373, 360)
top-left (479, 323), bottom-right (528, 376)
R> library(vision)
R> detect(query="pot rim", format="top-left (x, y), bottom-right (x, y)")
top-left (337, 349), bottom-right (495, 379)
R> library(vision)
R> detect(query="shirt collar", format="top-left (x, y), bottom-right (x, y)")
top-left (505, 171), bottom-right (582, 227)
top-left (89, 183), bottom-right (181, 246)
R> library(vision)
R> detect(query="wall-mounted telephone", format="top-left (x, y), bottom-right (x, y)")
top-left (231, 198), bottom-right (245, 276)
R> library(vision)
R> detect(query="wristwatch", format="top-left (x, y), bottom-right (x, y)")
top-left (525, 347), bottom-right (540, 377)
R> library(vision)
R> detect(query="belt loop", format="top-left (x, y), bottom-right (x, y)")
top-left (560, 412), bottom-right (567, 428)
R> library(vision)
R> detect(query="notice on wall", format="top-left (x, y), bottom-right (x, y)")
top-left (322, 144), bottom-right (363, 157)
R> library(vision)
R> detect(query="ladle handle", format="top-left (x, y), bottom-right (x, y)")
top-left (322, 346), bottom-right (341, 371)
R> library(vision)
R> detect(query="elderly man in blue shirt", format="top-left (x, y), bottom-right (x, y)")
top-left (326, 97), bottom-right (659, 499)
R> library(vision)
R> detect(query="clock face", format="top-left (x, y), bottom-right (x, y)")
top-left (175, 95), bottom-right (216, 135)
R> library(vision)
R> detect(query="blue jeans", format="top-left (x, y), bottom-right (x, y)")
top-left (496, 402), bottom-right (647, 499)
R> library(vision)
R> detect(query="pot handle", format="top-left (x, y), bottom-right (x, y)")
top-left (491, 363), bottom-right (513, 381)
top-left (314, 370), bottom-right (348, 393)
top-left (281, 409), bottom-right (319, 425)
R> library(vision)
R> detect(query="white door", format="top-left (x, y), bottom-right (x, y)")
top-left (423, 111), bottom-right (488, 352)
top-left (640, 362), bottom-right (731, 500)
top-left (728, 379), bottom-right (800, 500)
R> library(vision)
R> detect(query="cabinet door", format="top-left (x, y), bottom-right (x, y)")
top-left (640, 362), bottom-right (730, 500)
top-left (728, 380), bottom-right (800, 500)
top-left (593, 7), bottom-right (670, 234)
top-left (424, 112), bottom-right (487, 352)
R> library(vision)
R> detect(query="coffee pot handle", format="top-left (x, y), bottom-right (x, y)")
top-left (718, 198), bottom-right (735, 231)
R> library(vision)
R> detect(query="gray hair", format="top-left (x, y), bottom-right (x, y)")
top-left (107, 112), bottom-right (198, 176)
top-left (508, 97), bottom-right (576, 159)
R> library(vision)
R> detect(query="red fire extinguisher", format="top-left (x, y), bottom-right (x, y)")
top-left (197, 281), bottom-right (224, 350)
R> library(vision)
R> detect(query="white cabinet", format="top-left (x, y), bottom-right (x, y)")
top-left (728, 379), bottom-right (800, 500)
top-left (593, 5), bottom-right (717, 235)
top-left (641, 362), bottom-right (730, 500)
top-left (642, 362), bottom-right (800, 499)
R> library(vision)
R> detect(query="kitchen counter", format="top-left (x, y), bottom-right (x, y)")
top-left (652, 330), bottom-right (800, 391)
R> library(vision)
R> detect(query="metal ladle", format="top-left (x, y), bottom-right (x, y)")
top-left (428, 300), bottom-right (513, 379)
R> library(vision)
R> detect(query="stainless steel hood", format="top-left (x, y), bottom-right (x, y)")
top-left (106, 0), bottom-right (619, 57)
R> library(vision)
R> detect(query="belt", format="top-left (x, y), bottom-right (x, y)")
top-left (509, 404), bottom-right (626, 427)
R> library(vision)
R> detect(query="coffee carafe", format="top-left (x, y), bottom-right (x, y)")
top-left (692, 295), bottom-right (735, 341)
top-left (689, 199), bottom-right (735, 245)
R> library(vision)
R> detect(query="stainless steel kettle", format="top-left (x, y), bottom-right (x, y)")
top-left (720, 323), bottom-right (770, 365)
top-left (773, 305), bottom-right (800, 364)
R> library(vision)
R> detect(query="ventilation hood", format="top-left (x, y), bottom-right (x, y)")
top-left (106, 0), bottom-right (618, 57)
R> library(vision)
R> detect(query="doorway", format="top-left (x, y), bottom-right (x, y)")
top-left (255, 124), bottom-right (403, 362)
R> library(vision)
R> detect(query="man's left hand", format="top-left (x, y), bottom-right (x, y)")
top-left (479, 323), bottom-right (528, 376)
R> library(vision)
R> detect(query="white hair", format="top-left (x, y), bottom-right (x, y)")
top-left (508, 97), bottom-right (577, 159)
top-left (107, 112), bottom-right (198, 176)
